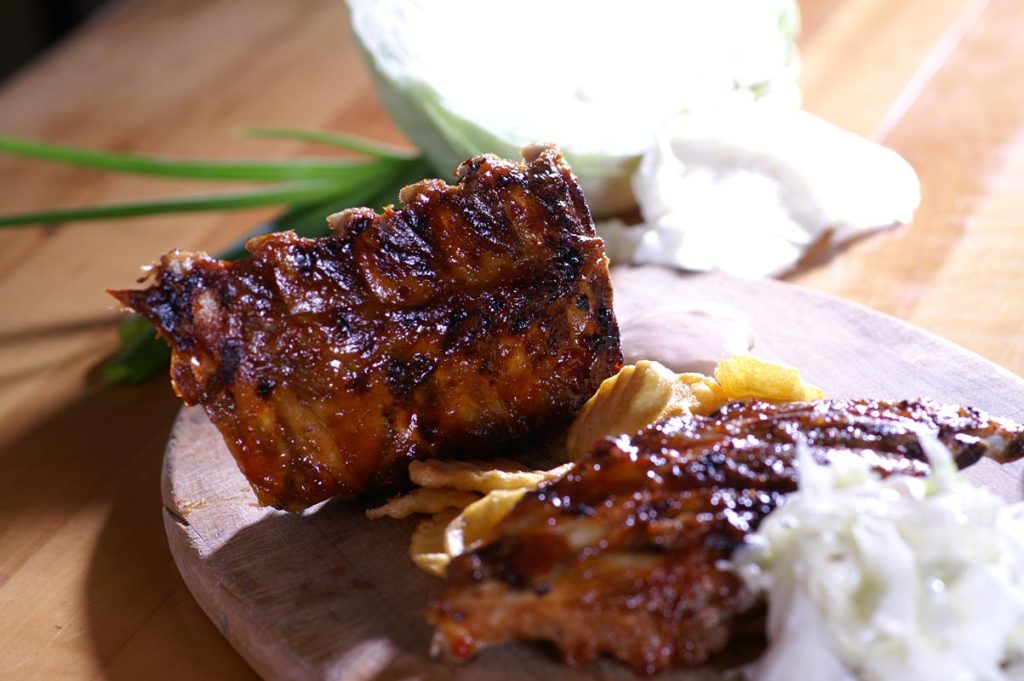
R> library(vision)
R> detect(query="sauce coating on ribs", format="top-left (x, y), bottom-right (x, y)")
top-left (110, 145), bottom-right (621, 510)
top-left (430, 398), bottom-right (1024, 674)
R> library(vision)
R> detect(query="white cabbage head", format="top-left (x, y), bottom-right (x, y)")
top-left (348, 0), bottom-right (800, 216)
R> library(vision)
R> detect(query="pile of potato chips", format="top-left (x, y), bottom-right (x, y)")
top-left (567, 355), bottom-right (824, 458)
top-left (367, 459), bottom-right (571, 576)
top-left (367, 355), bottom-right (823, 577)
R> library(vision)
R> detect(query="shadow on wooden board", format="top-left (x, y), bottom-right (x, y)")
top-left (0, 365), bottom-right (257, 679)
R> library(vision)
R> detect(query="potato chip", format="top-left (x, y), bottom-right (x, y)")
top-left (365, 487), bottom-right (480, 520)
top-left (676, 372), bottom-right (729, 416)
top-left (371, 457), bottom-right (571, 577)
top-left (411, 553), bottom-right (450, 577)
top-left (409, 508), bottom-right (460, 577)
top-left (567, 361), bottom-right (679, 459)
top-left (408, 459), bottom-right (567, 493)
top-left (566, 357), bottom-right (824, 459)
top-left (566, 361), bottom-right (733, 459)
top-left (714, 355), bottom-right (824, 402)
top-left (445, 488), bottom-right (529, 557)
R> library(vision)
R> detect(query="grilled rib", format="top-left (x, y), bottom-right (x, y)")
top-left (110, 145), bottom-right (621, 510)
top-left (430, 398), bottom-right (1024, 674)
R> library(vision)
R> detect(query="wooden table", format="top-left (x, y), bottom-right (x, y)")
top-left (1, 0), bottom-right (1022, 678)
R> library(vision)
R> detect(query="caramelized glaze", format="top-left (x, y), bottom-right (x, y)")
top-left (111, 146), bottom-right (621, 509)
top-left (431, 398), bottom-right (1024, 674)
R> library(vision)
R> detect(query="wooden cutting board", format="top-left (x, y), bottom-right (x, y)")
top-left (162, 267), bottom-right (1024, 681)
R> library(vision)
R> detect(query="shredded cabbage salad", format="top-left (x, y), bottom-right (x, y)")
top-left (733, 437), bottom-right (1024, 681)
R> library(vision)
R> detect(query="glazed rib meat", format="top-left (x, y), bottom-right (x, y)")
top-left (110, 145), bottom-right (621, 510)
top-left (430, 398), bottom-right (1024, 674)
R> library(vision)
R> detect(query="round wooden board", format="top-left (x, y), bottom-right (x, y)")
top-left (163, 267), bottom-right (1024, 681)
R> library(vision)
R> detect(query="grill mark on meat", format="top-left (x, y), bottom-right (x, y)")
top-left (110, 145), bottom-right (622, 510)
top-left (430, 398), bottom-right (1024, 675)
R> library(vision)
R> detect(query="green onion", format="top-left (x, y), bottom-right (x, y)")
top-left (103, 323), bottom-right (168, 384)
top-left (240, 127), bottom-right (416, 161)
top-left (0, 136), bottom-right (405, 182)
top-left (0, 131), bottom-right (433, 384)
top-left (0, 180), bottom-right (350, 228)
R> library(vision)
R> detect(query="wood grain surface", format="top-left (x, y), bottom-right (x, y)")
top-left (163, 267), bottom-right (1024, 681)
top-left (2, 0), bottom-right (1024, 678)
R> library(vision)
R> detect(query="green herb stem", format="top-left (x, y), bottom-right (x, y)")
top-left (0, 136), bottom-right (405, 182)
top-left (0, 180), bottom-right (354, 228)
top-left (240, 128), bottom-right (416, 161)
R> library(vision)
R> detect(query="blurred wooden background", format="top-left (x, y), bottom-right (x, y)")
top-left (1, 0), bottom-right (1023, 678)
top-left (0, 0), bottom-right (107, 81)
